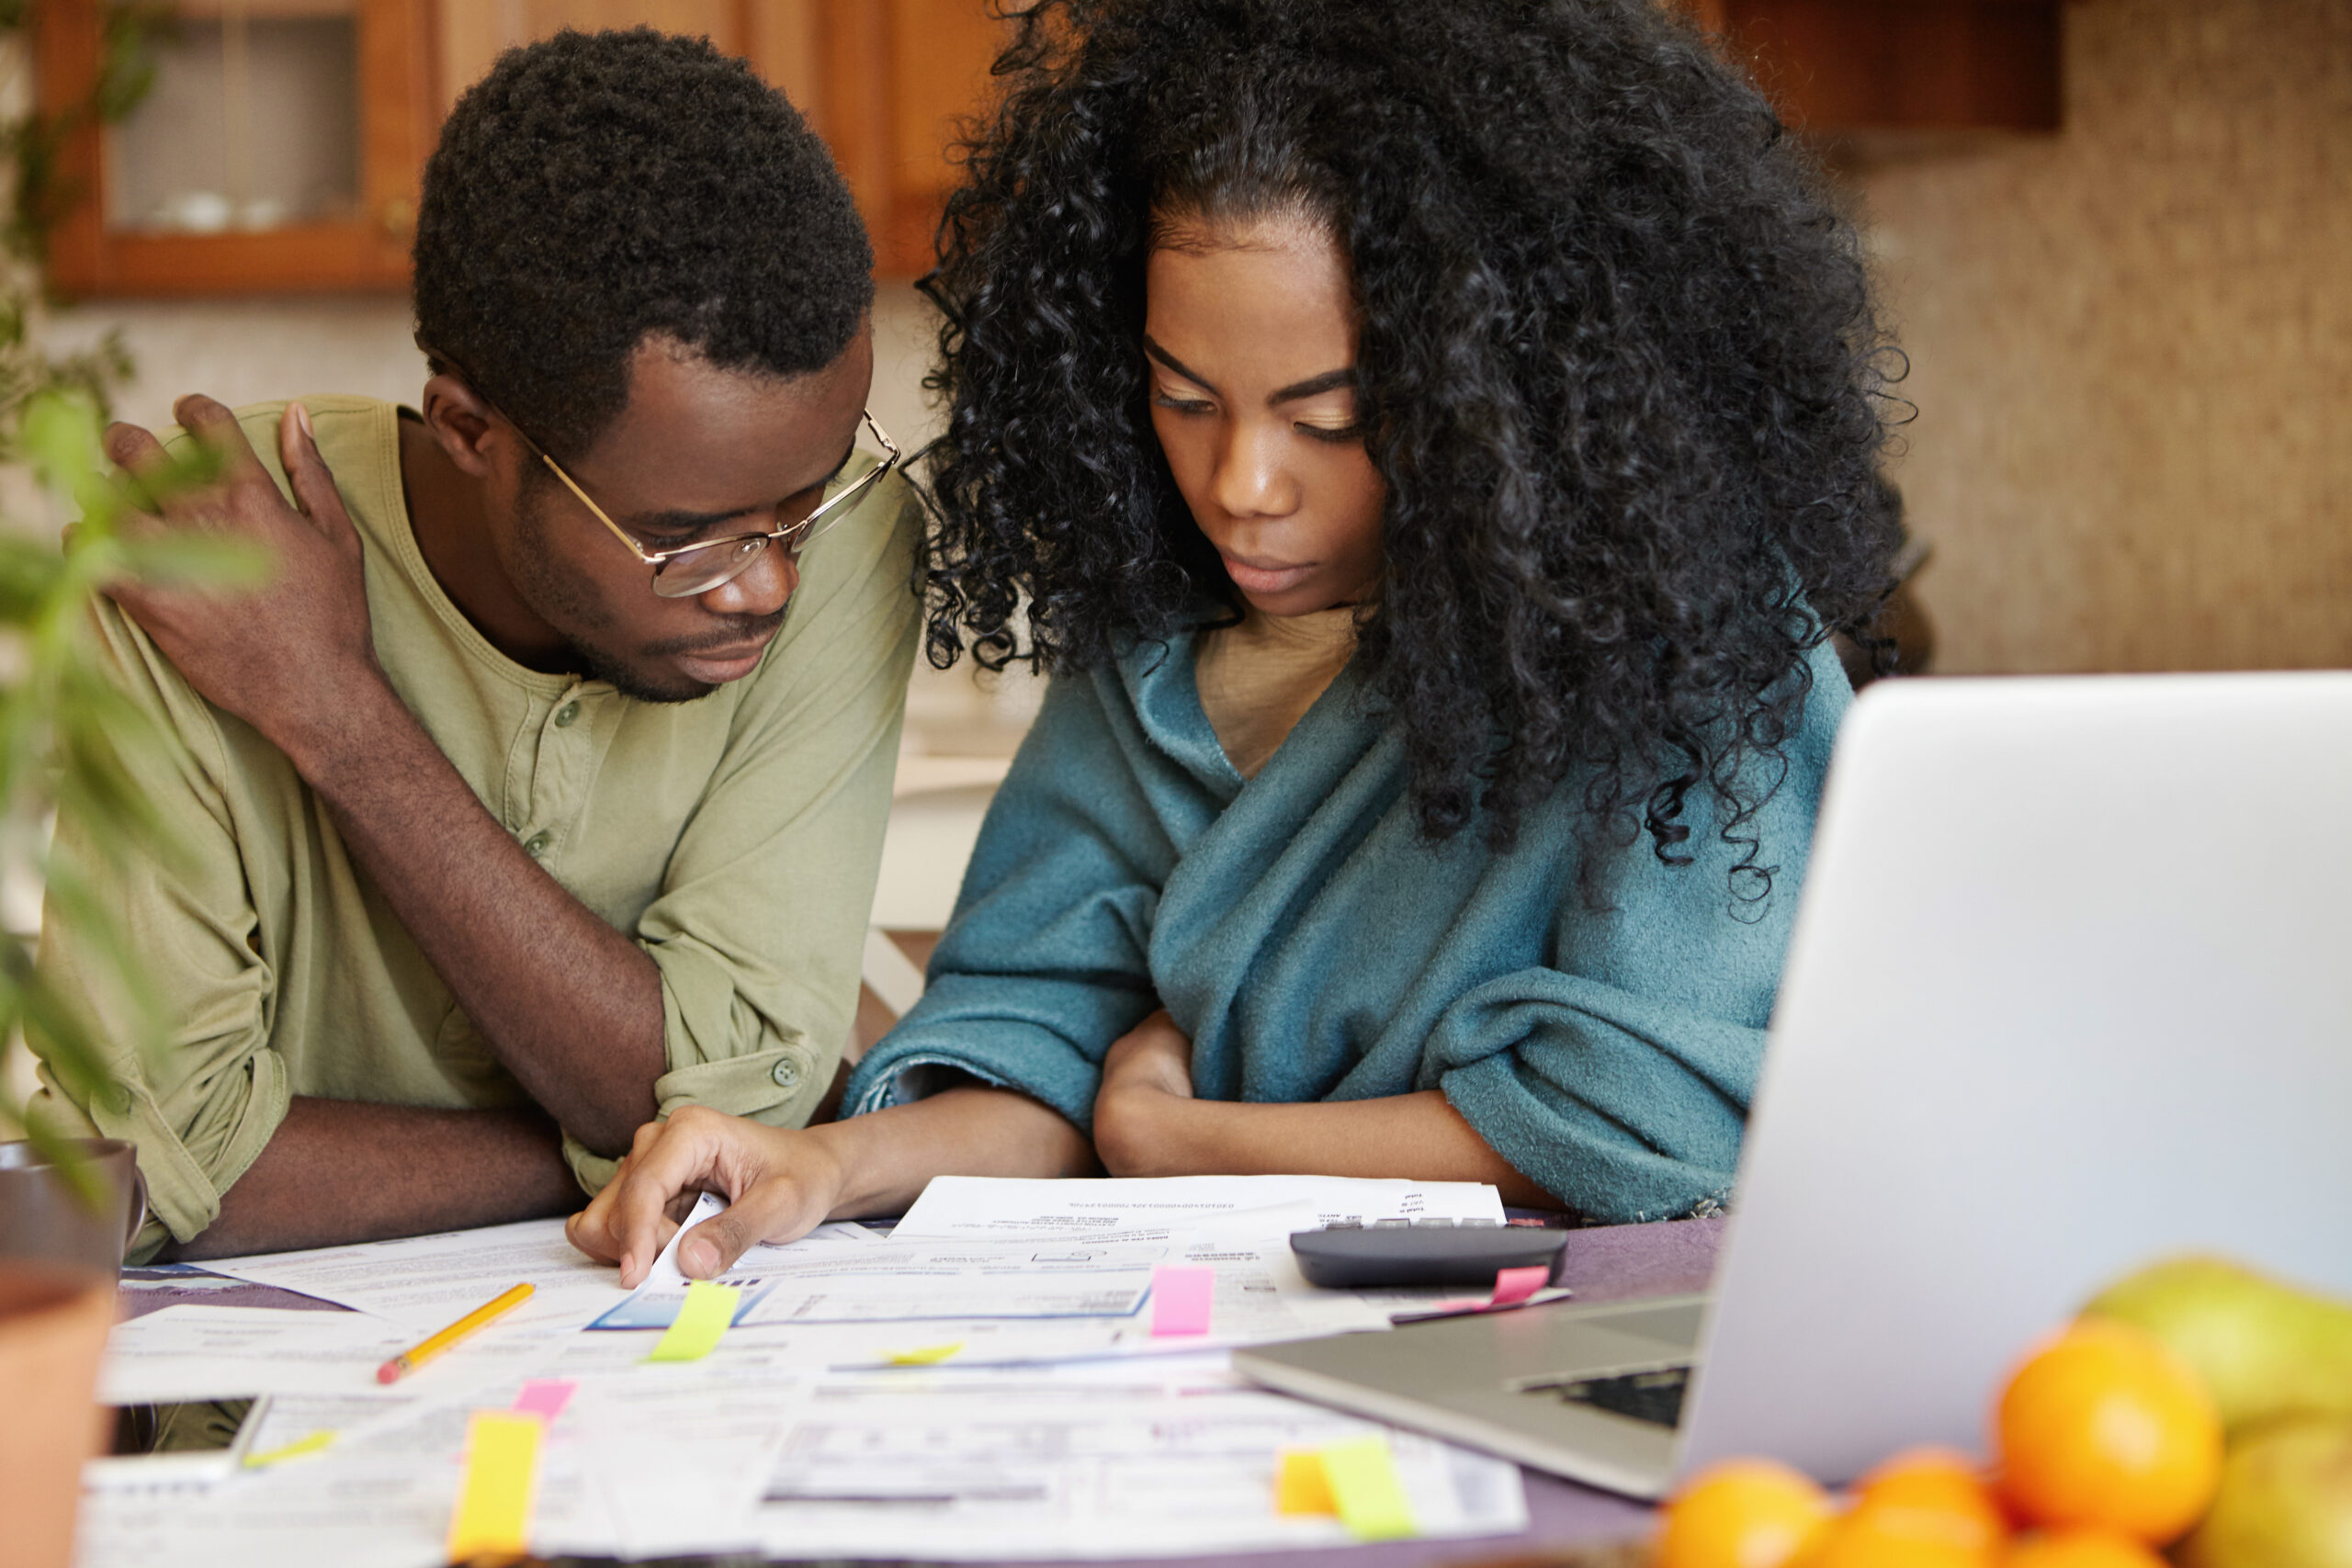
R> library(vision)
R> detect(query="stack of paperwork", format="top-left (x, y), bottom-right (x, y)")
top-left (82, 1175), bottom-right (1538, 1564)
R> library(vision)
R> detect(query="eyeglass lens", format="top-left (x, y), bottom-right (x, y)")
top-left (652, 535), bottom-right (771, 600)
top-left (644, 420), bottom-right (896, 599)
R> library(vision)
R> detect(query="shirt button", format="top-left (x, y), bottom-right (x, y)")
top-left (523, 830), bottom-right (552, 858)
top-left (553, 702), bottom-right (580, 728)
top-left (771, 1058), bottom-right (803, 1090)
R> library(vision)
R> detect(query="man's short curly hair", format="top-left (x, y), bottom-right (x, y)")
top-left (413, 28), bottom-right (872, 461)
top-left (922, 0), bottom-right (1903, 892)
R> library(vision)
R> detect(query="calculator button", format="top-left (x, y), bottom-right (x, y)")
top-left (1411, 1218), bottom-right (1457, 1227)
top-left (1374, 1218), bottom-right (1411, 1227)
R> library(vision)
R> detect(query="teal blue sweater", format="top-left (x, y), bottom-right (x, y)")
top-left (846, 635), bottom-right (1850, 1222)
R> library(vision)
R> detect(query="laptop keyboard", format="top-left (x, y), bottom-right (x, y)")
top-left (1518, 1365), bottom-right (1692, 1428)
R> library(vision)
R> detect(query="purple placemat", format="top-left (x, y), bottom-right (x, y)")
top-left (1555, 1213), bottom-right (1724, 1306)
top-left (117, 1263), bottom-right (353, 1320)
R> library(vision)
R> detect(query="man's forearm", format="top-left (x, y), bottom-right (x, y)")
top-left (280, 674), bottom-right (667, 1154)
top-left (1101, 1089), bottom-right (1559, 1208)
top-left (170, 1096), bottom-right (581, 1259)
top-left (567, 1086), bottom-right (1100, 1283)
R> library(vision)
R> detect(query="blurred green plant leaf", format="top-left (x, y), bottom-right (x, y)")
top-left (115, 533), bottom-right (273, 591)
top-left (0, 6), bottom-right (179, 1221)
top-left (1, 389), bottom-right (266, 1217)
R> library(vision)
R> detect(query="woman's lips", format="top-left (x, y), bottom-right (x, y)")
top-left (1220, 554), bottom-right (1316, 595)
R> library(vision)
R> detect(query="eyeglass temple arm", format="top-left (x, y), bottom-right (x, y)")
top-left (538, 453), bottom-right (659, 564)
top-left (542, 410), bottom-right (897, 565)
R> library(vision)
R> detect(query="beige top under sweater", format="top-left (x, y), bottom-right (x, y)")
top-left (1192, 604), bottom-right (1361, 779)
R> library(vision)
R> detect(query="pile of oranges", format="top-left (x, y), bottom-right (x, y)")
top-left (1657, 1319), bottom-right (2225, 1568)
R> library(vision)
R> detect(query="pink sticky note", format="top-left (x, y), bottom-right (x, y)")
top-left (511, 1379), bottom-right (577, 1423)
top-left (1150, 1267), bottom-right (1216, 1337)
top-left (1490, 1266), bottom-right (1550, 1307)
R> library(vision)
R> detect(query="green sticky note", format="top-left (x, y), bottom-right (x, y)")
top-left (1317, 1436), bottom-right (1416, 1541)
top-left (243, 1428), bottom-right (335, 1469)
top-left (644, 1280), bottom-right (741, 1363)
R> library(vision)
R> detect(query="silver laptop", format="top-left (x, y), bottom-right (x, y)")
top-left (1237, 672), bottom-right (2352, 1496)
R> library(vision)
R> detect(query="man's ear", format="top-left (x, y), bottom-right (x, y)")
top-left (418, 373), bottom-right (508, 481)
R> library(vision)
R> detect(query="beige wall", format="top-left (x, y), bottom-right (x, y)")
top-left (40, 279), bottom-right (949, 456)
top-left (1851, 0), bottom-right (2351, 673)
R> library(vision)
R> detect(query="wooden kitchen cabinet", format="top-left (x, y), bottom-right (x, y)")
top-left (37, 0), bottom-right (2052, 298)
top-left (36, 0), bottom-right (437, 298)
top-left (435, 0), bottom-right (1012, 280)
top-left (1684, 0), bottom-right (2062, 133)
top-left (36, 0), bottom-right (1007, 295)
top-left (810, 0), bottom-right (1013, 278)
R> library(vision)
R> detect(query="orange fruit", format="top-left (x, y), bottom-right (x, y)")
top-left (1851, 1448), bottom-right (2009, 1551)
top-left (1994, 1319), bottom-right (2222, 1543)
top-left (1657, 1459), bottom-right (1838, 1568)
top-left (1999, 1527), bottom-right (2168, 1568)
top-left (1799, 1498), bottom-right (2001, 1568)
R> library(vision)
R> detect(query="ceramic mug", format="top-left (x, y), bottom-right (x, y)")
top-left (0, 1138), bottom-right (149, 1280)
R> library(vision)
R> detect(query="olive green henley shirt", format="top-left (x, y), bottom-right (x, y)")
top-left (26, 396), bottom-right (920, 1258)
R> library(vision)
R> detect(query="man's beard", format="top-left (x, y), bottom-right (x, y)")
top-left (512, 476), bottom-right (782, 705)
top-left (559, 633), bottom-right (718, 705)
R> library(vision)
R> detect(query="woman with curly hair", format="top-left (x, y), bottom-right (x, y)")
top-left (571, 0), bottom-right (1899, 1283)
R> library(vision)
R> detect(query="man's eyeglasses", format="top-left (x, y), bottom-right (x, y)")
top-left (418, 342), bottom-right (899, 600)
top-left (538, 410), bottom-right (899, 599)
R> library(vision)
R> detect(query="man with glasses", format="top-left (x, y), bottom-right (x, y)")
top-left (26, 30), bottom-right (919, 1258)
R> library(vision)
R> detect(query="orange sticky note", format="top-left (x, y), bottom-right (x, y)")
top-left (446, 1410), bottom-right (542, 1562)
top-left (1276, 1450), bottom-right (1338, 1515)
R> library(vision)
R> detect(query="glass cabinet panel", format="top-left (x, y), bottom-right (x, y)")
top-left (106, 0), bottom-right (363, 235)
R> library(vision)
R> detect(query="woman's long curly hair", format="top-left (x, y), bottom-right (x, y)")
top-left (921, 0), bottom-right (1902, 886)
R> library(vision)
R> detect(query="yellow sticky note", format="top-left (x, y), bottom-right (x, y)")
top-left (1317, 1436), bottom-right (1416, 1540)
top-left (243, 1428), bottom-right (335, 1469)
top-left (645, 1280), bottom-right (740, 1363)
top-left (445, 1410), bottom-right (542, 1563)
top-left (1275, 1450), bottom-right (1338, 1515)
top-left (884, 1342), bottom-right (964, 1366)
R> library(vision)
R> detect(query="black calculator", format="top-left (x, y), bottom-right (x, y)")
top-left (1288, 1218), bottom-right (1569, 1289)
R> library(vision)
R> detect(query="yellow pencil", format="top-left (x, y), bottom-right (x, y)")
top-left (375, 1283), bottom-right (535, 1383)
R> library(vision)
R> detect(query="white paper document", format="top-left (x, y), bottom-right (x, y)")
top-left (629, 1194), bottom-right (882, 1300)
top-left (79, 1363), bottom-right (803, 1567)
top-left (752, 1356), bottom-right (1528, 1558)
top-left (198, 1216), bottom-right (634, 1331)
top-left (898, 1173), bottom-right (1508, 1239)
top-left (595, 1176), bottom-right (1517, 1357)
top-left (79, 1176), bottom-right (1538, 1567)
top-left (97, 1305), bottom-right (413, 1404)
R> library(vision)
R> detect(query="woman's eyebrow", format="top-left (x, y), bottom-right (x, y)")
top-left (1143, 335), bottom-right (1217, 394)
top-left (1268, 367), bottom-right (1356, 405)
